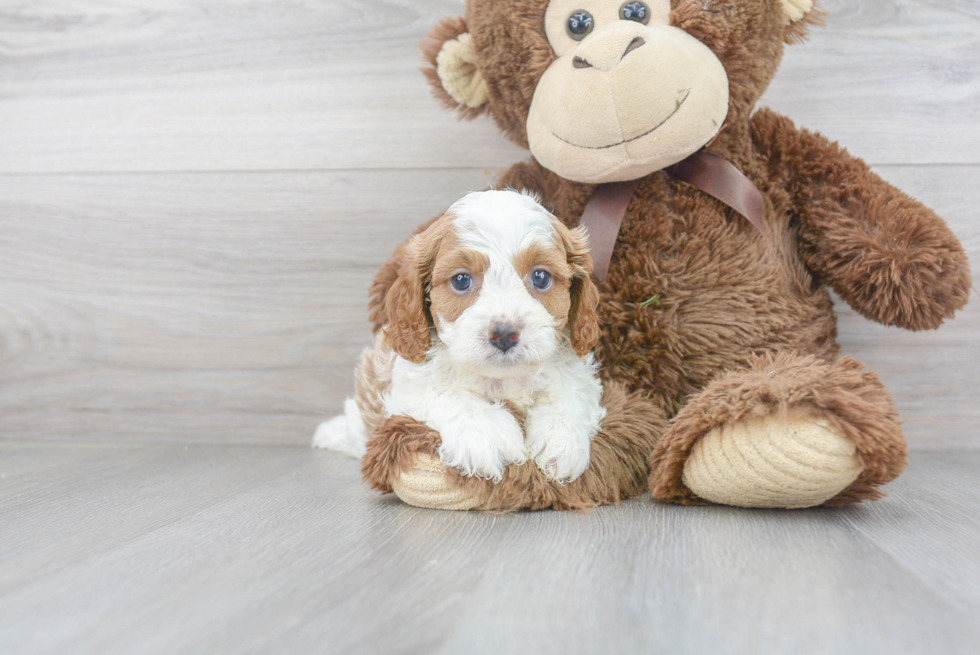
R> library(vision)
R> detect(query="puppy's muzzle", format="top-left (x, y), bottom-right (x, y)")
top-left (489, 322), bottom-right (521, 352)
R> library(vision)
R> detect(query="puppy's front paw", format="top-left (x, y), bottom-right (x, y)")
top-left (526, 407), bottom-right (592, 483)
top-left (436, 406), bottom-right (526, 482)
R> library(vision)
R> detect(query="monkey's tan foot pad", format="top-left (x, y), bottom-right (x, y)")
top-left (681, 415), bottom-right (863, 509)
top-left (390, 454), bottom-right (486, 511)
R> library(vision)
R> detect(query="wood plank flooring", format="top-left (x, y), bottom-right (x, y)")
top-left (1, 443), bottom-right (978, 655)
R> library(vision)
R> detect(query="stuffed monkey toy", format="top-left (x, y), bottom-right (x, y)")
top-left (358, 0), bottom-right (971, 510)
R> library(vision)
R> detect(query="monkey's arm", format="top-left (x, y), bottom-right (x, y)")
top-left (368, 159), bottom-right (563, 332)
top-left (751, 108), bottom-right (971, 331)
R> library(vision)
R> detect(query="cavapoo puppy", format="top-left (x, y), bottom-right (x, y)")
top-left (314, 189), bottom-right (606, 483)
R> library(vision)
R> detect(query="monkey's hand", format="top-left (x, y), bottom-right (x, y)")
top-left (752, 108), bottom-right (971, 331)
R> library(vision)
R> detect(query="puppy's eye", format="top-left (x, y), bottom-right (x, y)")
top-left (620, 1), bottom-right (650, 24)
top-left (531, 269), bottom-right (553, 291)
top-left (567, 10), bottom-right (594, 40)
top-left (450, 273), bottom-right (472, 292)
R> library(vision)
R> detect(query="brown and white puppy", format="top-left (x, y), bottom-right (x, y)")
top-left (314, 190), bottom-right (605, 482)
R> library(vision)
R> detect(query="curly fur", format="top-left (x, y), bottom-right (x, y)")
top-left (361, 0), bottom-right (970, 510)
top-left (363, 381), bottom-right (667, 511)
top-left (382, 216), bottom-right (450, 363)
top-left (353, 335), bottom-right (396, 440)
top-left (560, 223), bottom-right (602, 356)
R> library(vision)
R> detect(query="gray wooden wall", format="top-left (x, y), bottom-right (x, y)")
top-left (1, 0), bottom-right (977, 448)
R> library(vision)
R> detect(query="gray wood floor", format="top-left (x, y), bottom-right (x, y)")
top-left (2, 443), bottom-right (979, 655)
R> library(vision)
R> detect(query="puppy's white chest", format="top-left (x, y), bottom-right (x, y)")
top-left (481, 377), bottom-right (545, 413)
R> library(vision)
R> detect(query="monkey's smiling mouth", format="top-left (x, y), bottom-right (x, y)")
top-left (552, 90), bottom-right (691, 150)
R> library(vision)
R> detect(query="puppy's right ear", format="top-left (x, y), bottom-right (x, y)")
top-left (561, 225), bottom-right (602, 357)
top-left (421, 16), bottom-right (490, 119)
top-left (383, 233), bottom-right (437, 364)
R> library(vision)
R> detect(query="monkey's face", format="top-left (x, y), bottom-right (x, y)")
top-left (423, 0), bottom-right (816, 182)
top-left (527, 0), bottom-right (728, 183)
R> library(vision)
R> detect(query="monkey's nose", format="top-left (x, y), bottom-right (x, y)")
top-left (623, 36), bottom-right (646, 57)
top-left (572, 25), bottom-right (648, 71)
top-left (489, 323), bottom-right (521, 352)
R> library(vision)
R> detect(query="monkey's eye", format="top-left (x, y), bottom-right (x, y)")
top-left (620, 1), bottom-right (650, 24)
top-left (531, 269), bottom-right (553, 291)
top-left (566, 10), bottom-right (594, 40)
top-left (450, 273), bottom-right (473, 292)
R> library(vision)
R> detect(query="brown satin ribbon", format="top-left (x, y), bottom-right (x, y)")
top-left (667, 150), bottom-right (766, 234)
top-left (579, 149), bottom-right (766, 283)
top-left (577, 179), bottom-right (640, 282)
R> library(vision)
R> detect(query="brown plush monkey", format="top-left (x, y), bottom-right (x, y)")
top-left (360, 0), bottom-right (971, 510)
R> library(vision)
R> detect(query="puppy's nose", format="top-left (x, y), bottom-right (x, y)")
top-left (489, 323), bottom-right (521, 352)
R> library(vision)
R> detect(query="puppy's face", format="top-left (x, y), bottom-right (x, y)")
top-left (384, 190), bottom-right (600, 376)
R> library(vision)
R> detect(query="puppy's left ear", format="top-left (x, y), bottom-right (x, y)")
top-left (560, 224), bottom-right (602, 357)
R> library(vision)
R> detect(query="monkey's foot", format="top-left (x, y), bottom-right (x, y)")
top-left (650, 353), bottom-right (908, 508)
top-left (681, 414), bottom-right (863, 509)
top-left (390, 453), bottom-right (485, 511)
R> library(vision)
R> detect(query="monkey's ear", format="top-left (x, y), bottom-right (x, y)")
top-left (421, 16), bottom-right (490, 119)
top-left (781, 0), bottom-right (825, 44)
